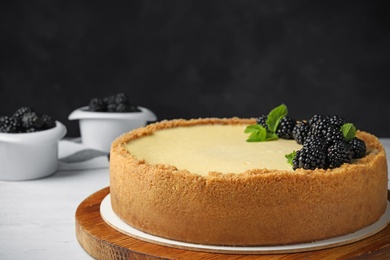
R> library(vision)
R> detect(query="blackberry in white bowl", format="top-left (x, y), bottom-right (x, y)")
top-left (69, 93), bottom-right (157, 152)
top-left (0, 107), bottom-right (67, 181)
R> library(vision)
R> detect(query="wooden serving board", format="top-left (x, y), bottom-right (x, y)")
top-left (75, 187), bottom-right (390, 259)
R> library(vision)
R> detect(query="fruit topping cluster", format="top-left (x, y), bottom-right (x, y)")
top-left (0, 107), bottom-right (56, 133)
top-left (245, 104), bottom-right (366, 170)
top-left (87, 93), bottom-right (139, 112)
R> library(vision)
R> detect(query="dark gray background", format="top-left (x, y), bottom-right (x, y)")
top-left (1, 0), bottom-right (389, 137)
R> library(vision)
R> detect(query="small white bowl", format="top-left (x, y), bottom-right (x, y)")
top-left (68, 106), bottom-right (157, 152)
top-left (0, 121), bottom-right (67, 181)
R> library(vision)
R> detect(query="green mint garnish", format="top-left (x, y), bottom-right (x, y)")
top-left (341, 123), bottom-right (356, 142)
top-left (266, 104), bottom-right (288, 133)
top-left (285, 151), bottom-right (296, 166)
top-left (244, 124), bottom-right (278, 142)
top-left (245, 103), bottom-right (287, 142)
top-left (245, 125), bottom-right (267, 142)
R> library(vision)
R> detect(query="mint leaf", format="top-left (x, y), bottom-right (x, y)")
top-left (245, 124), bottom-right (279, 142)
top-left (266, 104), bottom-right (288, 133)
top-left (285, 151), bottom-right (296, 166)
top-left (341, 123), bottom-right (356, 142)
top-left (245, 103), bottom-right (288, 142)
top-left (245, 124), bottom-right (267, 142)
top-left (244, 124), bottom-right (262, 134)
top-left (265, 132), bottom-right (278, 141)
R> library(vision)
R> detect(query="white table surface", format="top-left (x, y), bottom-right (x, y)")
top-left (1, 138), bottom-right (390, 260)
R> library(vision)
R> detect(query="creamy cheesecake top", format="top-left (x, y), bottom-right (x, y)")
top-left (124, 124), bottom-right (302, 175)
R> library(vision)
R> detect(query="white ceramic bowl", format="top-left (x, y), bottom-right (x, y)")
top-left (68, 106), bottom-right (157, 152)
top-left (0, 121), bottom-right (67, 181)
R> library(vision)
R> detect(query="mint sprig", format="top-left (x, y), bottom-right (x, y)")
top-left (245, 104), bottom-right (288, 142)
top-left (341, 123), bottom-right (356, 142)
top-left (266, 104), bottom-right (288, 133)
top-left (285, 151), bottom-right (296, 166)
top-left (244, 125), bottom-right (278, 142)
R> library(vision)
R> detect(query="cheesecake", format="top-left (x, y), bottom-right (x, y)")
top-left (109, 117), bottom-right (388, 246)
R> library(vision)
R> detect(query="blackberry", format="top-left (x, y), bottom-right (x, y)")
top-left (276, 116), bottom-right (296, 139)
top-left (303, 135), bottom-right (328, 151)
top-left (292, 146), bottom-right (327, 170)
top-left (327, 141), bottom-right (352, 168)
top-left (286, 110), bottom-right (364, 170)
top-left (114, 92), bottom-right (128, 105)
top-left (349, 137), bottom-right (366, 159)
top-left (323, 125), bottom-right (344, 146)
top-left (13, 107), bottom-right (34, 119)
top-left (1, 108), bottom-right (57, 133)
top-left (106, 103), bottom-right (117, 112)
top-left (113, 93), bottom-right (139, 112)
top-left (89, 93), bottom-right (139, 112)
top-left (326, 115), bottom-right (346, 128)
top-left (0, 116), bottom-right (21, 133)
top-left (292, 121), bottom-right (310, 144)
top-left (308, 114), bottom-right (325, 125)
top-left (103, 94), bottom-right (116, 105)
top-left (21, 112), bottom-right (44, 131)
top-left (116, 103), bottom-right (129, 112)
top-left (41, 114), bottom-right (56, 130)
top-left (309, 118), bottom-right (331, 138)
top-left (256, 114), bottom-right (268, 129)
top-left (88, 98), bottom-right (106, 112)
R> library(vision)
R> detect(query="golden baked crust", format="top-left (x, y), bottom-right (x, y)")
top-left (109, 118), bottom-right (388, 246)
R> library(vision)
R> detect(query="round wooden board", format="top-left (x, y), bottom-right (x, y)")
top-left (75, 187), bottom-right (390, 259)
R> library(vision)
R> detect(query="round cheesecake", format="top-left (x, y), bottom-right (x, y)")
top-left (109, 118), bottom-right (388, 246)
